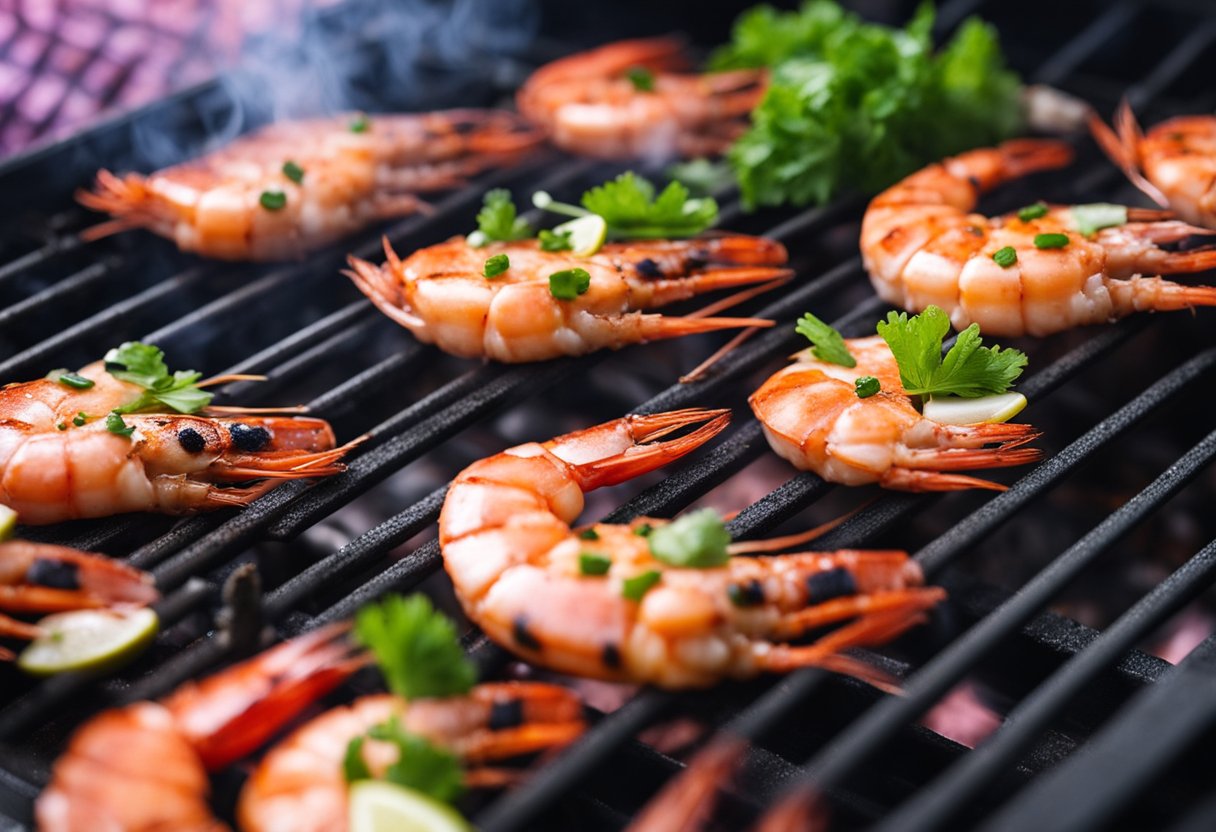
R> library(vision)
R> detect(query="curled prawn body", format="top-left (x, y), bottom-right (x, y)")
top-left (439, 408), bottom-right (945, 690)
top-left (77, 110), bottom-right (543, 261)
top-left (0, 361), bottom-right (356, 524)
top-left (237, 683), bottom-right (585, 832)
top-left (862, 139), bottom-right (1216, 337)
top-left (518, 37), bottom-right (766, 159)
top-left (347, 234), bottom-right (789, 362)
top-left (1091, 102), bottom-right (1216, 229)
top-left (750, 336), bottom-right (1041, 492)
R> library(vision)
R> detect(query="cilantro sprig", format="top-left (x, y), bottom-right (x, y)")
top-left (104, 342), bottom-right (213, 414)
top-left (353, 594), bottom-right (476, 701)
top-left (468, 189), bottom-right (533, 247)
top-left (876, 306), bottom-right (1027, 398)
top-left (534, 172), bottom-right (718, 240)
top-left (795, 312), bottom-right (856, 368)
top-left (343, 716), bottom-right (465, 803)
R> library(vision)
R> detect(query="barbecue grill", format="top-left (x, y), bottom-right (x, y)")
top-left (3, 0), bottom-right (1216, 829)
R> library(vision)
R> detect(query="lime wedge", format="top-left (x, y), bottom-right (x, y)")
top-left (349, 781), bottom-right (471, 832)
top-left (0, 504), bottom-right (16, 541)
top-left (923, 392), bottom-right (1028, 426)
top-left (17, 607), bottom-right (158, 677)
top-left (553, 214), bottom-right (608, 257)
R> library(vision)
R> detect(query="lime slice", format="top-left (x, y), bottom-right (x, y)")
top-left (553, 214), bottom-right (608, 257)
top-left (923, 392), bottom-right (1028, 426)
top-left (17, 607), bottom-right (158, 677)
top-left (349, 781), bottom-right (471, 832)
top-left (0, 504), bottom-right (16, 541)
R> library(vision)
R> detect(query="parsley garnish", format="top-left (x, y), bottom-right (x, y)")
top-left (876, 306), bottom-right (1027, 398)
top-left (648, 509), bottom-right (731, 568)
top-left (854, 376), bottom-right (881, 398)
top-left (538, 229), bottom-right (573, 252)
top-left (1070, 203), bottom-right (1127, 236)
top-left (992, 246), bottom-right (1017, 268)
top-left (105, 411), bottom-right (134, 438)
top-left (622, 570), bottom-right (662, 601)
top-left (343, 716), bottom-right (465, 803)
top-left (795, 312), bottom-right (856, 368)
top-left (579, 552), bottom-right (612, 576)
top-left (549, 268), bottom-right (591, 300)
top-left (259, 189), bottom-right (286, 211)
top-left (580, 173), bottom-right (717, 239)
top-left (281, 160), bottom-right (305, 184)
top-left (103, 342), bottom-right (213, 415)
top-left (468, 189), bottom-right (533, 248)
top-left (483, 253), bottom-right (510, 279)
top-left (353, 594), bottom-right (476, 700)
top-left (626, 66), bottom-right (655, 92)
top-left (1017, 202), bottom-right (1049, 222)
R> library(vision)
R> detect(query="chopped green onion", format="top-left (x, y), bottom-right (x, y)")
top-left (483, 254), bottom-right (510, 279)
top-left (1017, 202), bottom-right (1049, 222)
top-left (56, 422), bottom-right (67, 431)
top-left (259, 189), bottom-right (287, 211)
top-left (647, 509), bottom-right (731, 568)
top-left (282, 160), bottom-right (305, 184)
top-left (992, 246), bottom-right (1018, 268)
top-left (1033, 233), bottom-right (1070, 250)
top-left (72, 412), bottom-right (88, 427)
top-left (854, 376), bottom-right (881, 398)
top-left (622, 570), bottom-right (662, 601)
top-left (1070, 203), bottom-right (1128, 236)
top-left (578, 529), bottom-right (600, 541)
top-left (549, 268), bottom-right (591, 300)
top-left (626, 66), bottom-right (655, 92)
top-left (539, 229), bottom-right (573, 252)
top-left (633, 523), bottom-right (653, 537)
top-left (350, 113), bottom-right (370, 133)
top-left (57, 373), bottom-right (95, 390)
top-left (105, 411), bottom-right (134, 438)
top-left (579, 553), bottom-right (612, 576)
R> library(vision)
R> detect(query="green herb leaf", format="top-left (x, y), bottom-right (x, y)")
top-left (579, 172), bottom-right (718, 239)
top-left (549, 268), bottom-right (591, 300)
top-left (1034, 233), bottom-right (1070, 250)
top-left (56, 372), bottom-right (95, 390)
top-left (876, 306), bottom-right (1028, 398)
top-left (103, 342), bottom-right (213, 415)
top-left (282, 160), bottom-right (305, 184)
top-left (472, 189), bottom-right (533, 246)
top-left (992, 246), bottom-right (1017, 268)
top-left (538, 229), bottom-right (573, 252)
top-left (353, 594), bottom-right (476, 700)
top-left (579, 552), bottom-right (612, 576)
top-left (665, 158), bottom-right (737, 197)
top-left (854, 376), bottom-right (881, 398)
top-left (105, 411), bottom-right (134, 438)
top-left (622, 570), bottom-right (662, 601)
top-left (350, 113), bottom-right (370, 133)
top-left (626, 66), bottom-right (655, 92)
top-left (343, 717), bottom-right (465, 804)
top-left (720, 4), bottom-right (1022, 209)
top-left (483, 253), bottom-right (510, 279)
top-left (1017, 202), bottom-right (1049, 222)
top-left (259, 189), bottom-right (286, 211)
top-left (647, 509), bottom-right (731, 568)
top-left (795, 312), bottom-right (856, 367)
top-left (1070, 203), bottom-right (1127, 236)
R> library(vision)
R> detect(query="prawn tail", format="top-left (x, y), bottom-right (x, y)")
top-left (0, 611), bottom-right (44, 643)
top-left (76, 170), bottom-right (154, 240)
top-left (164, 623), bottom-right (369, 771)
top-left (345, 245), bottom-right (426, 332)
top-left (624, 737), bottom-right (747, 832)
top-left (556, 408), bottom-right (731, 491)
top-left (1089, 101), bottom-right (1171, 207)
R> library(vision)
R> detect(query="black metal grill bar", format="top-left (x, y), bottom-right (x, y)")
top-left (1034, 0), bottom-right (1140, 85)
top-left (978, 635), bottom-right (1216, 832)
top-left (877, 523), bottom-right (1216, 831)
top-left (0, 257), bottom-right (119, 333)
top-left (0, 237), bottom-right (84, 287)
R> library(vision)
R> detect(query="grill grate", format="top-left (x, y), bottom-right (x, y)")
top-left (2, 1), bottom-right (1216, 830)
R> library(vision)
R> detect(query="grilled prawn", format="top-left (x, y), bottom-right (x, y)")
top-left (77, 110), bottom-right (542, 260)
top-left (750, 335), bottom-right (1041, 492)
top-left (438, 408), bottom-right (945, 690)
top-left (0, 540), bottom-right (157, 659)
top-left (1091, 101), bottom-right (1216, 229)
top-left (862, 139), bottom-right (1216, 336)
top-left (518, 37), bottom-right (766, 159)
top-left (0, 360), bottom-right (357, 524)
top-left (346, 234), bottom-right (789, 362)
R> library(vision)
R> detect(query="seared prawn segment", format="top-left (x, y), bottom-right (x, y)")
top-left (1091, 102), bottom-right (1216, 229)
top-left (750, 335), bottom-right (1041, 492)
top-left (237, 682), bottom-right (585, 832)
top-left (347, 234), bottom-right (789, 362)
top-left (439, 408), bottom-right (945, 690)
top-left (861, 139), bottom-right (1216, 337)
top-left (36, 624), bottom-right (363, 832)
top-left (0, 361), bottom-right (358, 524)
top-left (518, 37), bottom-right (766, 159)
top-left (78, 110), bottom-right (543, 261)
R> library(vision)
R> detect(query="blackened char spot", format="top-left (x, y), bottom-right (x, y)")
top-left (807, 568), bottom-right (856, 603)
top-left (513, 616), bottom-right (542, 651)
top-left (229, 424), bottom-right (271, 452)
top-left (489, 699), bottom-right (524, 730)
top-left (177, 427), bottom-right (206, 454)
top-left (727, 580), bottom-right (765, 607)
top-left (27, 559), bottom-right (80, 590)
top-left (602, 643), bottom-right (622, 669)
top-left (967, 175), bottom-right (982, 192)
top-left (635, 258), bottom-right (662, 278)
top-left (685, 255), bottom-right (707, 271)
